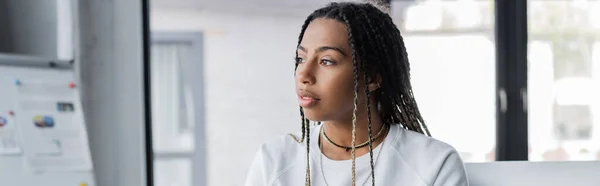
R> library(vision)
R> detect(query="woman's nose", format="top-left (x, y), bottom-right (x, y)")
top-left (295, 62), bottom-right (316, 85)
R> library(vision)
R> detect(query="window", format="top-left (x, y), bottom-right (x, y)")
top-left (151, 42), bottom-right (194, 153)
top-left (392, 0), bottom-right (496, 162)
top-left (151, 33), bottom-right (206, 186)
top-left (528, 0), bottom-right (600, 161)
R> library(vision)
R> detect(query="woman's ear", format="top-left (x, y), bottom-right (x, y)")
top-left (367, 74), bottom-right (382, 92)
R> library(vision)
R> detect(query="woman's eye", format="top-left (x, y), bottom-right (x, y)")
top-left (321, 59), bottom-right (335, 66)
top-left (295, 57), bottom-right (306, 64)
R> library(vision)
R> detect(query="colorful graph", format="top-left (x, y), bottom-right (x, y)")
top-left (33, 115), bottom-right (55, 128)
top-left (0, 116), bottom-right (6, 127)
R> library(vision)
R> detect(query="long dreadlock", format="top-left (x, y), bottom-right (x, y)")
top-left (294, 2), bottom-right (431, 186)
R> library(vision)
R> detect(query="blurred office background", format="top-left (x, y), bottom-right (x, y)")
top-left (149, 0), bottom-right (600, 185)
top-left (150, 0), bottom-right (600, 185)
top-left (0, 0), bottom-right (599, 186)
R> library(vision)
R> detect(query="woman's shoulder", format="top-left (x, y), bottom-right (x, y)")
top-left (386, 124), bottom-right (467, 185)
top-left (253, 130), bottom-right (307, 164)
top-left (246, 131), bottom-right (307, 185)
top-left (392, 125), bottom-right (459, 156)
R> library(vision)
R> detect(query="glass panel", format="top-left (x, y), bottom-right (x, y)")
top-left (154, 158), bottom-right (192, 186)
top-left (0, 0), bottom-right (74, 59)
top-left (528, 0), bottom-right (600, 161)
top-left (392, 0), bottom-right (496, 162)
top-left (151, 43), bottom-right (195, 153)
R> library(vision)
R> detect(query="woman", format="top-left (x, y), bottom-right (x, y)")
top-left (245, 2), bottom-right (468, 186)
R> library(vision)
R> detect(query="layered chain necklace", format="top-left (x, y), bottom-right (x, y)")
top-left (318, 125), bottom-right (390, 186)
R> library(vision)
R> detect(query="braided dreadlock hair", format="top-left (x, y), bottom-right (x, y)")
top-left (294, 2), bottom-right (431, 186)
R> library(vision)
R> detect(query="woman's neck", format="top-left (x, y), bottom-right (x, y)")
top-left (320, 110), bottom-right (386, 160)
top-left (322, 113), bottom-right (384, 148)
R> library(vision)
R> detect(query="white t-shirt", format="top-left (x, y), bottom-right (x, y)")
top-left (244, 124), bottom-right (469, 186)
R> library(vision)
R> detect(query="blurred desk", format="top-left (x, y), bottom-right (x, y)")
top-left (466, 161), bottom-right (600, 186)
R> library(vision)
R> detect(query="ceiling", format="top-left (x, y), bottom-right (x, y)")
top-left (151, 0), bottom-right (364, 17)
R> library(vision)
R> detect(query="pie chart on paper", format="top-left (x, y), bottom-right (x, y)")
top-left (33, 115), bottom-right (55, 128)
top-left (0, 116), bottom-right (6, 127)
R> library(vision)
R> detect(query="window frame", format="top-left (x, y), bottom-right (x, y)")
top-left (494, 0), bottom-right (529, 161)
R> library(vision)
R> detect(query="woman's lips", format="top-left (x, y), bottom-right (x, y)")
top-left (297, 90), bottom-right (320, 107)
top-left (299, 96), bottom-right (319, 107)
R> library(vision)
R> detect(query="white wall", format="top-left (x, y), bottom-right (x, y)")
top-left (152, 9), bottom-right (306, 186)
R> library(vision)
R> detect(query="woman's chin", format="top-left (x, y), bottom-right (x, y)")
top-left (302, 110), bottom-right (326, 122)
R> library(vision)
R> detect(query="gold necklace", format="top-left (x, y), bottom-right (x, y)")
top-left (321, 124), bottom-right (387, 152)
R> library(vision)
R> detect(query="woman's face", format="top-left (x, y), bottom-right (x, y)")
top-left (296, 18), bottom-right (368, 122)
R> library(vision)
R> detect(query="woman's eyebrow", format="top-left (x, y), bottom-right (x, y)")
top-left (297, 45), bottom-right (347, 57)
